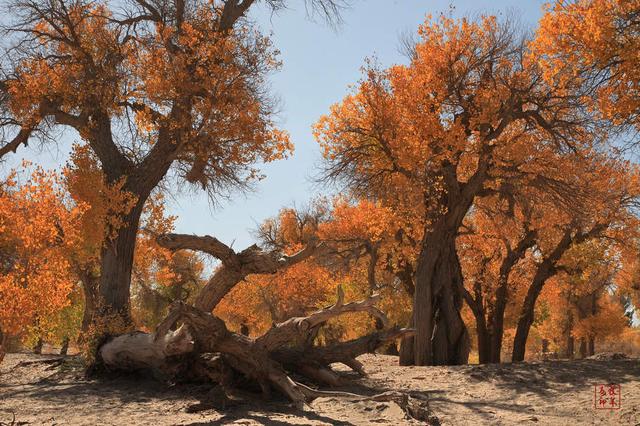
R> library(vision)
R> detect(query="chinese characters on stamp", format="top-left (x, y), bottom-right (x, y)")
top-left (594, 384), bottom-right (621, 409)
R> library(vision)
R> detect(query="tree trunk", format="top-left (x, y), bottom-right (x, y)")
top-left (588, 336), bottom-right (595, 356)
top-left (489, 282), bottom-right (508, 363)
top-left (80, 269), bottom-right (99, 332)
top-left (399, 316), bottom-right (415, 366)
top-left (60, 337), bottom-right (70, 356)
top-left (0, 327), bottom-right (6, 365)
top-left (98, 201), bottom-right (145, 322)
top-left (566, 335), bottom-right (574, 359)
top-left (541, 339), bottom-right (549, 353)
top-left (413, 233), bottom-right (469, 366)
top-left (512, 260), bottom-right (559, 362)
top-left (33, 338), bottom-right (43, 354)
top-left (476, 317), bottom-right (491, 364)
top-left (579, 337), bottom-right (587, 359)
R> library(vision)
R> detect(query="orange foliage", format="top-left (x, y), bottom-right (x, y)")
top-left (535, 0), bottom-right (640, 127)
top-left (0, 166), bottom-right (84, 335)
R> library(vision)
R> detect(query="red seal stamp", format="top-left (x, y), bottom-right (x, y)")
top-left (594, 384), bottom-right (621, 409)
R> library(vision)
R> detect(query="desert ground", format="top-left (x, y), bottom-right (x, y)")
top-left (1, 352), bottom-right (638, 425)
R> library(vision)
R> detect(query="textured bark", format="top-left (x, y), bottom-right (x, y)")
top-left (79, 268), bottom-right (100, 333)
top-left (99, 293), bottom-right (412, 406)
top-left (512, 224), bottom-right (606, 362)
top-left (157, 233), bottom-right (320, 312)
top-left (414, 233), bottom-right (469, 366)
top-left (98, 201), bottom-right (145, 322)
top-left (60, 337), bottom-right (70, 356)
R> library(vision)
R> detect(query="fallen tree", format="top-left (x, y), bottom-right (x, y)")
top-left (96, 234), bottom-right (415, 410)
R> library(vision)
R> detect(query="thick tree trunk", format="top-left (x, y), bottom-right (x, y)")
top-left (99, 296), bottom-right (413, 406)
top-left (413, 234), bottom-right (469, 366)
top-left (98, 202), bottom-right (145, 321)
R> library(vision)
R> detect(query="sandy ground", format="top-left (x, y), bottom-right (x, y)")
top-left (1, 352), bottom-right (639, 425)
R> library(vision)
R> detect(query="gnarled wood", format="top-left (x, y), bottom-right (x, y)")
top-left (157, 233), bottom-right (321, 312)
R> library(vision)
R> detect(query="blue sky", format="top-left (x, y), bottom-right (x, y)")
top-left (5, 0), bottom-right (547, 249)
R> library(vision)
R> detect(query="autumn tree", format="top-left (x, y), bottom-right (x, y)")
top-left (0, 167), bottom-right (84, 362)
top-left (315, 15), bottom-right (595, 365)
top-left (458, 198), bottom-right (537, 363)
top-left (534, 0), bottom-right (640, 130)
top-left (510, 157), bottom-right (640, 361)
top-left (0, 0), bottom-right (344, 324)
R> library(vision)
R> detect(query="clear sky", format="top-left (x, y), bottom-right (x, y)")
top-left (4, 0), bottom-right (547, 249)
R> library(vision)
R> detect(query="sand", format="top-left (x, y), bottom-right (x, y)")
top-left (1, 352), bottom-right (638, 425)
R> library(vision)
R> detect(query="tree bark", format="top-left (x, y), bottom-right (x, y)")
top-left (399, 315), bottom-right (415, 366)
top-left (98, 201), bottom-right (145, 322)
top-left (80, 268), bottom-right (100, 332)
top-left (0, 327), bottom-right (6, 364)
top-left (476, 317), bottom-right (491, 364)
top-left (60, 337), bottom-right (70, 356)
top-left (511, 277), bottom-right (545, 362)
top-left (33, 337), bottom-right (43, 354)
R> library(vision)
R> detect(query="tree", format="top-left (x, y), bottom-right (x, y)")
top-left (0, 0), bottom-right (344, 323)
top-left (98, 227), bottom-right (413, 410)
top-left (315, 15), bottom-right (594, 365)
top-left (534, 0), bottom-right (640, 130)
top-left (458, 198), bottom-right (537, 363)
top-left (0, 166), bottom-right (84, 362)
top-left (510, 157), bottom-right (640, 361)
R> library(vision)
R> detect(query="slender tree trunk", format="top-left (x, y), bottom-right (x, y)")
top-left (399, 315), bottom-right (415, 365)
top-left (588, 336), bottom-right (595, 356)
top-left (98, 201), bottom-right (145, 322)
top-left (33, 337), bottom-right (43, 354)
top-left (566, 335), bottom-right (574, 359)
top-left (541, 339), bottom-right (549, 353)
top-left (490, 289), bottom-right (508, 363)
top-left (60, 337), bottom-right (70, 356)
top-left (512, 279), bottom-right (545, 362)
top-left (512, 252), bottom-right (563, 362)
top-left (476, 317), bottom-right (490, 364)
top-left (579, 337), bottom-right (587, 359)
top-left (80, 269), bottom-right (99, 332)
top-left (0, 327), bottom-right (6, 364)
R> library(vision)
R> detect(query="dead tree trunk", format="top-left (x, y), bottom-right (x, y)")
top-left (99, 293), bottom-right (412, 406)
top-left (97, 235), bottom-right (413, 407)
